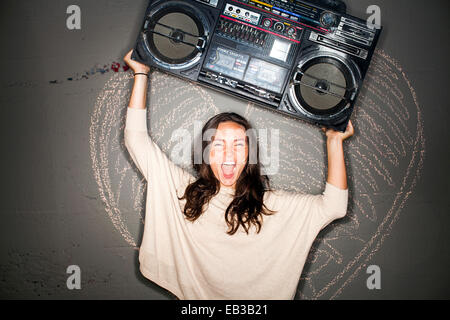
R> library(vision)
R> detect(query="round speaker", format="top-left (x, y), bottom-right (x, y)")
top-left (143, 2), bottom-right (209, 69)
top-left (289, 51), bottom-right (360, 118)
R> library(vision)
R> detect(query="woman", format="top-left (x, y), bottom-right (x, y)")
top-left (123, 49), bottom-right (353, 300)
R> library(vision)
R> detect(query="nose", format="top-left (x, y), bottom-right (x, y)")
top-left (224, 145), bottom-right (235, 162)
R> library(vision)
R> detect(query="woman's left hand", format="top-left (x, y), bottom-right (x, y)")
top-left (322, 120), bottom-right (354, 141)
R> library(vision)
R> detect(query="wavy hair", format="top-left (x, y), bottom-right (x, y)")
top-left (178, 112), bottom-right (276, 235)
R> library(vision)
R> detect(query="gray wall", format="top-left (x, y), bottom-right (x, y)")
top-left (0, 0), bottom-right (449, 299)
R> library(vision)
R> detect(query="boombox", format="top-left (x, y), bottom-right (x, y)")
top-left (132, 0), bottom-right (382, 131)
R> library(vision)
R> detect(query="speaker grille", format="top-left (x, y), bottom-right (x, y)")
top-left (145, 6), bottom-right (205, 65)
top-left (293, 56), bottom-right (354, 115)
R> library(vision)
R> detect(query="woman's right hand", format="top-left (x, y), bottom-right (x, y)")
top-left (124, 49), bottom-right (150, 74)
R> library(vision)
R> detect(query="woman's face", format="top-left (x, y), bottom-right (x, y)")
top-left (209, 121), bottom-right (248, 189)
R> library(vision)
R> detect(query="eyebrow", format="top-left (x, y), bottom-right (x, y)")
top-left (213, 138), bottom-right (246, 142)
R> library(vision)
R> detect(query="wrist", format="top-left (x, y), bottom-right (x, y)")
top-left (326, 135), bottom-right (343, 144)
top-left (134, 72), bottom-right (149, 77)
top-left (133, 73), bottom-right (149, 85)
top-left (133, 67), bottom-right (150, 74)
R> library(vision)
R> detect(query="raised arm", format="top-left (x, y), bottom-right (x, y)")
top-left (123, 50), bottom-right (152, 180)
top-left (124, 49), bottom-right (150, 110)
top-left (304, 121), bottom-right (353, 229)
top-left (322, 120), bottom-right (354, 190)
top-left (123, 49), bottom-right (194, 189)
top-left (272, 123), bottom-right (354, 257)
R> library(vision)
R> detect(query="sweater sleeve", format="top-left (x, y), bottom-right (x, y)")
top-left (123, 107), bottom-right (193, 191)
top-left (288, 182), bottom-right (348, 232)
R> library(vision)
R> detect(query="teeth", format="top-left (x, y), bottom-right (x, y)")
top-left (223, 162), bottom-right (235, 166)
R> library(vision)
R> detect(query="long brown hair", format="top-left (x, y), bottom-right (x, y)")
top-left (178, 112), bottom-right (276, 235)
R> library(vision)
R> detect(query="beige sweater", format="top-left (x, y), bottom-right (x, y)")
top-left (124, 107), bottom-right (348, 300)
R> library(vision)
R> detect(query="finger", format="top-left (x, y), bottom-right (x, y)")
top-left (341, 121), bottom-right (354, 139)
top-left (124, 49), bottom-right (133, 63)
top-left (347, 120), bottom-right (354, 135)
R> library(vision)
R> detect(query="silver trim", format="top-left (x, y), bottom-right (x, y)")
top-left (309, 31), bottom-right (369, 59)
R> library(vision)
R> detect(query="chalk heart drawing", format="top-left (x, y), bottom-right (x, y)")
top-left (89, 49), bottom-right (425, 299)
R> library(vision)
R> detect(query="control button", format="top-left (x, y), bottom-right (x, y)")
top-left (320, 11), bottom-right (337, 28)
top-left (262, 18), bottom-right (272, 28)
top-left (236, 9), bottom-right (241, 14)
top-left (287, 27), bottom-right (295, 36)
top-left (245, 12), bottom-right (250, 17)
top-left (228, 6), bottom-right (233, 11)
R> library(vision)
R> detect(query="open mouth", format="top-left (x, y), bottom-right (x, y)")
top-left (221, 161), bottom-right (236, 179)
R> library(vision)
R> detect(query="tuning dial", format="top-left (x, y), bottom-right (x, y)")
top-left (273, 22), bottom-right (285, 32)
top-left (320, 11), bottom-right (337, 28)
